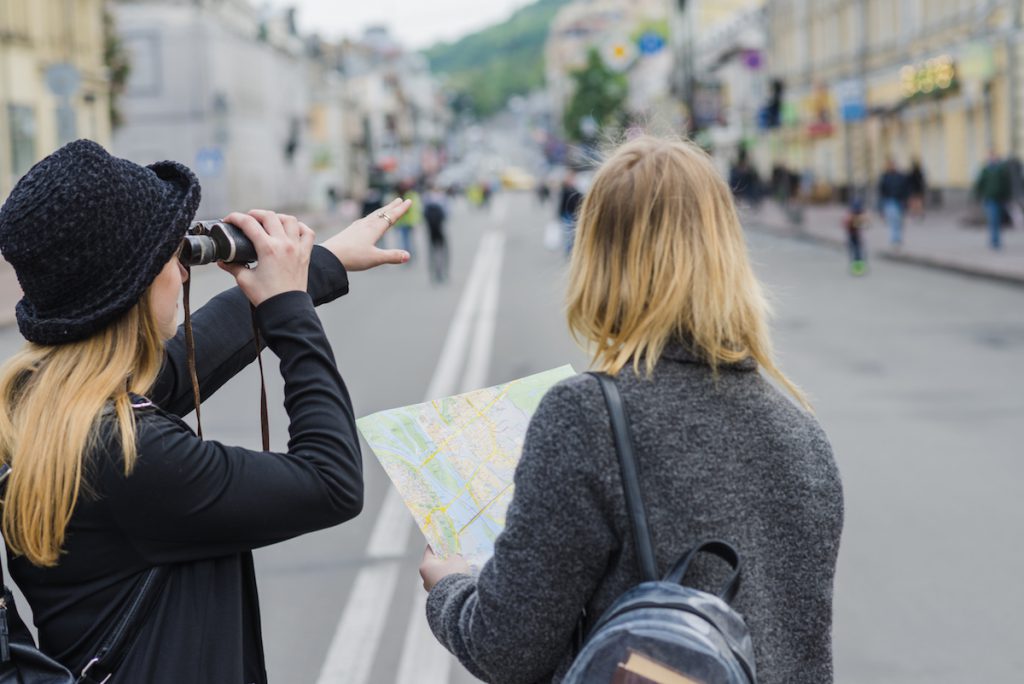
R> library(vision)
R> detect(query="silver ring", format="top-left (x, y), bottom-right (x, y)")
top-left (377, 211), bottom-right (394, 227)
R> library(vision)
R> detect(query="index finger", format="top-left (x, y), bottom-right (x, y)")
top-left (248, 209), bottom-right (287, 238)
top-left (222, 212), bottom-right (271, 251)
top-left (385, 198), bottom-right (413, 222)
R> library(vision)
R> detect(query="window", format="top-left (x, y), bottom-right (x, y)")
top-left (8, 105), bottom-right (36, 180)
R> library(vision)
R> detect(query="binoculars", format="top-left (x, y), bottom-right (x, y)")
top-left (180, 221), bottom-right (257, 266)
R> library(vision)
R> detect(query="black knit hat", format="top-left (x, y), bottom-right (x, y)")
top-left (0, 139), bottom-right (201, 345)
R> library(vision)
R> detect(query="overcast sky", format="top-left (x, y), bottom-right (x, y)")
top-left (262, 0), bottom-right (537, 50)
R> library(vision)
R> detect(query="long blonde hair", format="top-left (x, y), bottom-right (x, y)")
top-left (0, 294), bottom-right (165, 567)
top-left (566, 136), bottom-right (809, 409)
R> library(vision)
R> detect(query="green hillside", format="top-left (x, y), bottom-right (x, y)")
top-left (423, 0), bottom-right (571, 117)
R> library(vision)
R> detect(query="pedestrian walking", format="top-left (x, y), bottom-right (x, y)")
top-left (729, 149), bottom-right (762, 208)
top-left (844, 197), bottom-right (868, 276)
top-left (0, 140), bottom-right (410, 683)
top-left (907, 158), bottom-right (926, 219)
top-left (423, 187), bottom-right (450, 284)
top-left (558, 171), bottom-right (583, 256)
top-left (394, 181), bottom-right (422, 259)
top-left (418, 136), bottom-right (843, 684)
top-left (974, 151), bottom-right (1011, 250)
top-left (536, 179), bottom-right (552, 205)
top-left (877, 159), bottom-right (909, 246)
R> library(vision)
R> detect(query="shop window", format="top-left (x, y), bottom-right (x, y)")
top-left (8, 105), bottom-right (36, 180)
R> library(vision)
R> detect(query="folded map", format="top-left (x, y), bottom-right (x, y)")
top-left (356, 365), bottom-right (576, 571)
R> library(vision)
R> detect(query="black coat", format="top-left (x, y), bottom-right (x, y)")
top-left (8, 246), bottom-right (360, 684)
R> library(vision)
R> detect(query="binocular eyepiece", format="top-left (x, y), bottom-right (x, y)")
top-left (180, 221), bottom-right (257, 266)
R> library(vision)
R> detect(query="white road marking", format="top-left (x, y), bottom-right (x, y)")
top-left (394, 231), bottom-right (506, 684)
top-left (463, 232), bottom-right (506, 393)
top-left (316, 562), bottom-right (400, 684)
top-left (316, 230), bottom-right (503, 684)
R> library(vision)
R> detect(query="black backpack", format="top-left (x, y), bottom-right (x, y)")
top-left (0, 464), bottom-right (168, 683)
top-left (563, 374), bottom-right (757, 684)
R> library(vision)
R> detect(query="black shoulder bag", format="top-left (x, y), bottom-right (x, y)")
top-left (0, 464), bottom-right (169, 684)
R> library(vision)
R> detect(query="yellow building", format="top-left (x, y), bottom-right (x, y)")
top-left (765, 0), bottom-right (1022, 199)
top-left (0, 1), bottom-right (111, 200)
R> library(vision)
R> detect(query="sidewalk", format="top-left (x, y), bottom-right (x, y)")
top-left (742, 201), bottom-right (1024, 286)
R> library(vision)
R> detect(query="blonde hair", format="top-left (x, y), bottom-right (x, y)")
top-left (566, 136), bottom-right (810, 409)
top-left (0, 294), bottom-right (165, 566)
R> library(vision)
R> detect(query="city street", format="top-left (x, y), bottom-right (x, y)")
top-left (1, 191), bottom-right (1021, 683)
top-left (4, 1), bottom-right (1024, 682)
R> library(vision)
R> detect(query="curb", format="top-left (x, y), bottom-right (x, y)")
top-left (745, 218), bottom-right (1024, 288)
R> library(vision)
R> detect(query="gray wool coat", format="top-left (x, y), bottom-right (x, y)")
top-left (426, 342), bottom-right (844, 684)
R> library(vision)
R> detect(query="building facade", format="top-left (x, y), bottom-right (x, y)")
top-left (0, 0), bottom-right (111, 200)
top-left (111, 0), bottom-right (315, 217)
top-left (764, 0), bottom-right (1024, 201)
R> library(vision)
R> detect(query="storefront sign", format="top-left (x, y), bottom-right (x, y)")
top-left (900, 55), bottom-right (957, 101)
top-left (835, 79), bottom-right (866, 122)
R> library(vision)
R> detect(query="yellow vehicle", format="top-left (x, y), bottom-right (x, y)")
top-left (500, 166), bottom-right (536, 191)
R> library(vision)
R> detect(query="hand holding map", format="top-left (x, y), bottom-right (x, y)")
top-left (356, 365), bottom-right (575, 571)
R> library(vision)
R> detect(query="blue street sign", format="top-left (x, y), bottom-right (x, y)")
top-left (196, 147), bottom-right (224, 178)
top-left (836, 79), bottom-right (867, 122)
top-left (637, 32), bottom-right (665, 55)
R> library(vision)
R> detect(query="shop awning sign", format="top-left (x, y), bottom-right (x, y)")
top-left (835, 79), bottom-right (866, 122)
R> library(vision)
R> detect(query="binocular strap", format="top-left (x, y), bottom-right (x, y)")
top-left (182, 273), bottom-right (203, 439)
top-left (181, 270), bottom-right (270, 450)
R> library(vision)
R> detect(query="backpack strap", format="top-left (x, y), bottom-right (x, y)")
top-left (665, 539), bottom-right (742, 604)
top-left (587, 372), bottom-right (658, 583)
top-left (77, 565), bottom-right (169, 683)
top-left (0, 462), bottom-right (169, 683)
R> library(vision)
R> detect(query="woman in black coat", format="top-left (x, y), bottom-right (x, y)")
top-left (0, 140), bottom-right (410, 683)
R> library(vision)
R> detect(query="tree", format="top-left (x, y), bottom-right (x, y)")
top-left (562, 48), bottom-right (628, 142)
top-left (103, 9), bottom-right (131, 129)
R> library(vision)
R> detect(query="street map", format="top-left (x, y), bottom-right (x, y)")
top-left (356, 365), bottom-right (576, 571)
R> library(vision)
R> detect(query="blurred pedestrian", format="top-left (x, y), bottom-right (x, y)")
top-left (423, 186), bottom-right (450, 284)
top-left (536, 179), bottom-right (551, 205)
top-left (974, 151), bottom-right (1011, 250)
top-left (394, 181), bottom-right (422, 259)
top-left (907, 158), bottom-right (926, 219)
top-left (361, 185), bottom-right (384, 218)
top-left (877, 159), bottom-right (909, 246)
top-left (729, 150), bottom-right (762, 208)
top-left (467, 182), bottom-right (484, 209)
top-left (558, 171), bottom-right (583, 256)
top-left (843, 197), bottom-right (868, 276)
top-left (419, 135), bottom-right (841, 684)
top-left (0, 139), bottom-right (411, 682)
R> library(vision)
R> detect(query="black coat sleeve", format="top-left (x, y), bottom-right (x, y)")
top-left (103, 290), bottom-right (362, 563)
top-left (151, 245), bottom-right (349, 416)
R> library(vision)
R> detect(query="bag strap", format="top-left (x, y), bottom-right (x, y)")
top-left (665, 539), bottom-right (743, 604)
top-left (587, 372), bottom-right (658, 583)
top-left (0, 465), bottom-right (170, 684)
top-left (77, 566), bottom-right (169, 684)
top-left (181, 264), bottom-right (270, 450)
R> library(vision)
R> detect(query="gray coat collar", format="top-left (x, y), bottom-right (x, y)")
top-left (660, 339), bottom-right (758, 371)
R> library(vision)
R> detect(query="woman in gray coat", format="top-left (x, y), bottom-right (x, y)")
top-left (419, 136), bottom-right (844, 684)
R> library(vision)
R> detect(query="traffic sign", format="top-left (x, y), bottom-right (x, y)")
top-left (637, 32), bottom-right (665, 56)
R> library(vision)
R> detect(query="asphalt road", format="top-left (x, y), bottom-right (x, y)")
top-left (0, 190), bottom-right (1021, 683)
